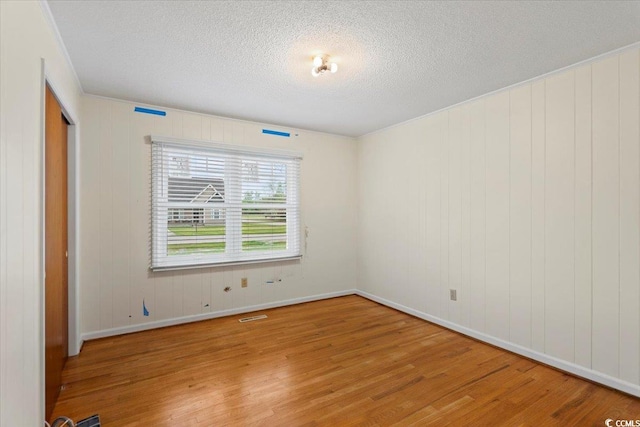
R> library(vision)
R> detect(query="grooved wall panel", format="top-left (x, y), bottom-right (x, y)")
top-left (509, 85), bottom-right (532, 348)
top-left (618, 49), bottom-right (640, 385)
top-left (592, 56), bottom-right (620, 378)
top-left (448, 107), bottom-right (463, 325)
top-left (439, 113), bottom-right (450, 320)
top-left (111, 103), bottom-right (132, 328)
top-left (81, 100), bottom-right (102, 334)
top-left (484, 91), bottom-right (511, 341)
top-left (357, 47), bottom-right (640, 390)
top-left (531, 80), bottom-right (546, 353)
top-left (574, 64), bottom-right (592, 369)
top-left (544, 70), bottom-right (575, 362)
top-left (425, 116), bottom-right (442, 317)
top-left (468, 99), bottom-right (486, 331)
top-left (416, 118), bottom-right (430, 314)
top-left (460, 105), bottom-right (471, 328)
top-left (99, 101), bottom-right (114, 330)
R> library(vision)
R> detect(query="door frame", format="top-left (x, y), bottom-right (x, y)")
top-left (40, 59), bottom-right (80, 416)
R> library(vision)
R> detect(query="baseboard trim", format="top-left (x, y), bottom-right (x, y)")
top-left (356, 290), bottom-right (640, 398)
top-left (81, 289), bottom-right (357, 341)
top-left (80, 288), bottom-right (640, 397)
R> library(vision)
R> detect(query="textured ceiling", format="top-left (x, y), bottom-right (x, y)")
top-left (47, 1), bottom-right (640, 137)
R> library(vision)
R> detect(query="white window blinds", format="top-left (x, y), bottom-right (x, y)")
top-left (151, 136), bottom-right (302, 271)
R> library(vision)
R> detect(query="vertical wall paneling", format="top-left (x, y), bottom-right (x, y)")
top-left (357, 47), bottom-right (640, 393)
top-left (182, 114), bottom-right (202, 140)
top-left (439, 113), bottom-right (450, 318)
top-left (425, 116), bottom-right (442, 317)
top-left (544, 70), bottom-right (575, 362)
top-left (484, 92), bottom-right (511, 341)
top-left (182, 270), bottom-right (203, 317)
top-left (448, 107), bottom-right (462, 324)
top-left (416, 119), bottom-right (429, 314)
top-left (208, 267), bottom-right (224, 312)
top-left (111, 102), bottom-right (132, 328)
top-left (154, 271), bottom-right (174, 322)
top-left (98, 102), bottom-right (114, 329)
top-left (468, 100), bottom-right (486, 331)
top-left (530, 80), bottom-right (546, 353)
top-left (211, 118), bottom-right (224, 142)
top-left (408, 120), bottom-right (426, 311)
top-left (592, 56), bottom-right (620, 378)
top-left (222, 267), bottom-right (235, 311)
top-left (509, 85), bottom-right (532, 348)
top-left (80, 99), bottom-right (102, 333)
top-left (201, 117), bottom-right (211, 140)
top-left (574, 64), bottom-right (593, 369)
top-left (460, 105), bottom-right (471, 328)
top-left (618, 49), bottom-right (640, 385)
top-left (388, 127), bottom-right (406, 306)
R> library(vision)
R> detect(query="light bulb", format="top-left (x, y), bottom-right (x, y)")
top-left (311, 68), bottom-right (320, 77)
top-left (313, 56), bottom-right (323, 67)
top-left (330, 63), bottom-right (338, 73)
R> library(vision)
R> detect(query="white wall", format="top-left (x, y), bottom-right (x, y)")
top-left (357, 47), bottom-right (640, 395)
top-left (0, 1), bottom-right (82, 425)
top-left (79, 96), bottom-right (357, 338)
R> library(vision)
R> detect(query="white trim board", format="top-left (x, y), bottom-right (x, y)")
top-left (355, 290), bottom-right (640, 398)
top-left (42, 60), bottom-right (82, 357)
top-left (150, 135), bottom-right (304, 160)
top-left (81, 289), bottom-right (356, 341)
top-left (38, 0), bottom-right (83, 94)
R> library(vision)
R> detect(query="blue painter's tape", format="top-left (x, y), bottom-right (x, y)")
top-left (134, 106), bottom-right (166, 116)
top-left (262, 129), bottom-right (290, 137)
top-left (143, 300), bottom-right (150, 316)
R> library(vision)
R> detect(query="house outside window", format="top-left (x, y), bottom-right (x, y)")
top-left (151, 136), bottom-right (302, 270)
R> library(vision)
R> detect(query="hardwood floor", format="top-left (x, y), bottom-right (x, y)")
top-left (52, 296), bottom-right (639, 426)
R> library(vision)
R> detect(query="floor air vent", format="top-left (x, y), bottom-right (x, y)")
top-left (239, 314), bottom-right (267, 323)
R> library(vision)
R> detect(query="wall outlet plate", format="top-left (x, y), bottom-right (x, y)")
top-left (241, 278), bottom-right (248, 288)
top-left (450, 289), bottom-right (457, 301)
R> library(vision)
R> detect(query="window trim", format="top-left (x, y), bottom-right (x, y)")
top-left (150, 135), bottom-right (303, 161)
top-left (150, 135), bottom-right (303, 272)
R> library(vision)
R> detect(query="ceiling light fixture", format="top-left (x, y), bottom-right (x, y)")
top-left (311, 55), bottom-right (338, 77)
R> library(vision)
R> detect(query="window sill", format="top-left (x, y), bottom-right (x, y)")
top-left (150, 254), bottom-right (302, 272)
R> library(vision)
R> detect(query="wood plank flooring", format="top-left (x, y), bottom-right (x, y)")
top-left (52, 296), bottom-right (640, 426)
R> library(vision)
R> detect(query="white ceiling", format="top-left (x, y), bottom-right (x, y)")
top-left (47, 1), bottom-right (640, 137)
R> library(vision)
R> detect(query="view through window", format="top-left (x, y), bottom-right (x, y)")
top-left (151, 138), bottom-right (301, 270)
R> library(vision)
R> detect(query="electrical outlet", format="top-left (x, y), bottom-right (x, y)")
top-left (241, 277), bottom-right (248, 288)
top-left (450, 289), bottom-right (457, 301)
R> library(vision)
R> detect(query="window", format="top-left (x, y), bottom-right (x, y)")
top-left (151, 136), bottom-right (301, 270)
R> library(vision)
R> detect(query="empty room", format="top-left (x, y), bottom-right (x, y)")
top-left (1, 1), bottom-right (640, 425)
